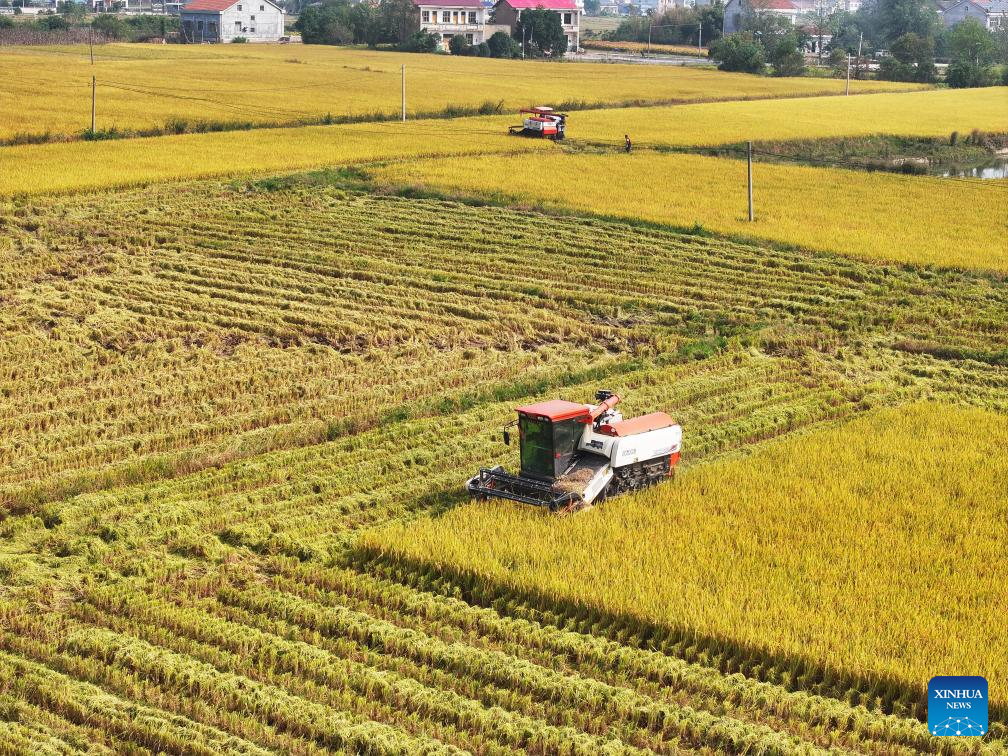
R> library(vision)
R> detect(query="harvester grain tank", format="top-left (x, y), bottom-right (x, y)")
top-left (467, 391), bottom-right (682, 513)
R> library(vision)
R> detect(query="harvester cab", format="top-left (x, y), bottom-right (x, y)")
top-left (467, 391), bottom-right (682, 513)
top-left (509, 106), bottom-right (567, 140)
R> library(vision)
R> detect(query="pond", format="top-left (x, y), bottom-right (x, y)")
top-left (937, 155), bottom-right (1008, 180)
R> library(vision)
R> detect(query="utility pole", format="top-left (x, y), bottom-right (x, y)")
top-left (401, 64), bottom-right (406, 122)
top-left (89, 26), bottom-right (94, 65)
top-left (647, 22), bottom-right (652, 54)
top-left (746, 140), bottom-right (754, 222)
top-left (91, 75), bottom-right (96, 134)
top-left (845, 53), bottom-right (851, 95)
top-left (697, 21), bottom-right (701, 54)
top-left (521, 23), bottom-right (527, 59)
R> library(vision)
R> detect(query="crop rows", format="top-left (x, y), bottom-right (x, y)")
top-left (1, 176), bottom-right (1006, 753)
top-left (3, 181), bottom-right (1006, 512)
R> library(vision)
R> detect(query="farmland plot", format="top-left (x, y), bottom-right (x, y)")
top-left (372, 150), bottom-right (1008, 271)
top-left (0, 175), bottom-right (1006, 753)
top-left (0, 43), bottom-right (924, 143)
top-left (361, 402), bottom-right (1008, 721)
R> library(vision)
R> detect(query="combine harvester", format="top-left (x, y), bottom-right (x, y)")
top-left (468, 391), bottom-right (682, 513)
top-left (509, 106), bottom-right (568, 140)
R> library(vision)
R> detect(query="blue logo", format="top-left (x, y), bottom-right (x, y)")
top-left (928, 676), bottom-right (988, 736)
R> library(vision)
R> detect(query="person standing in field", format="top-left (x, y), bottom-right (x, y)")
top-left (624, 135), bottom-right (632, 153)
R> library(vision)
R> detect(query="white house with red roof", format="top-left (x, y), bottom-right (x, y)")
top-left (493, 0), bottom-right (582, 53)
top-left (414, 0), bottom-right (490, 48)
top-left (180, 0), bottom-right (284, 42)
top-left (723, 0), bottom-right (800, 33)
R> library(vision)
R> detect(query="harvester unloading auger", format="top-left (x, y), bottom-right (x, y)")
top-left (467, 391), bottom-right (682, 514)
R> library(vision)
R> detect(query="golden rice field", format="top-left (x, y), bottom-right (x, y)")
top-left (1, 88), bottom-right (1004, 200)
top-left (571, 87), bottom-right (1008, 147)
top-left (361, 402), bottom-right (1008, 717)
top-left (1, 58), bottom-right (1007, 753)
top-left (581, 40), bottom-right (708, 57)
top-left (0, 118), bottom-right (549, 195)
top-left (0, 43), bottom-right (921, 142)
top-left (1, 172), bottom-right (1006, 751)
top-left (372, 150), bottom-right (1008, 272)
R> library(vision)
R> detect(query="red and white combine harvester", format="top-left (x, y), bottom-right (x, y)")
top-left (509, 106), bottom-right (568, 140)
top-left (468, 391), bottom-right (682, 513)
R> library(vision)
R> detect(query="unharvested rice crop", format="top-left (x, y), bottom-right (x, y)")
top-left (360, 402), bottom-right (1008, 716)
top-left (4, 88), bottom-right (999, 197)
top-left (569, 87), bottom-right (1008, 147)
top-left (582, 40), bottom-right (708, 57)
top-left (0, 43), bottom-right (921, 142)
top-left (0, 118), bottom-right (550, 195)
top-left (372, 150), bottom-right (1008, 272)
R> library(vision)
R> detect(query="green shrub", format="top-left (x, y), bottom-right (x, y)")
top-left (709, 33), bottom-right (765, 74)
top-left (448, 33), bottom-right (471, 56)
top-left (488, 30), bottom-right (519, 58)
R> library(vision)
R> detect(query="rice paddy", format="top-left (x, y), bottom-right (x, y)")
top-left (0, 52), bottom-right (1005, 753)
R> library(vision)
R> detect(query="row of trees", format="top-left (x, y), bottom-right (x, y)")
top-left (0, 5), bottom-right (177, 40)
top-left (707, 0), bottom-right (1007, 86)
top-left (609, 5), bottom-right (724, 48)
top-left (295, 0), bottom-right (569, 57)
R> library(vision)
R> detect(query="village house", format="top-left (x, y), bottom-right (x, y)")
top-left (723, 0), bottom-right (800, 34)
top-left (180, 0), bottom-right (285, 42)
top-left (493, 0), bottom-right (581, 53)
top-left (941, 0), bottom-right (1007, 28)
top-left (414, 0), bottom-right (489, 48)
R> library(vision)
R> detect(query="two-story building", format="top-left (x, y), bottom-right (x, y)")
top-left (414, 0), bottom-right (488, 48)
top-left (941, 0), bottom-right (1007, 28)
top-left (493, 0), bottom-right (581, 53)
top-left (180, 0), bottom-right (284, 41)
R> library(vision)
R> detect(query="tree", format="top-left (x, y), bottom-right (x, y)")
top-left (945, 60), bottom-right (997, 87)
top-left (878, 31), bottom-right (935, 81)
top-left (294, 1), bottom-right (355, 44)
top-left (516, 8), bottom-right (567, 56)
top-left (36, 14), bottom-right (70, 30)
top-left (487, 29), bottom-right (519, 57)
top-left (57, 0), bottom-right (84, 18)
top-left (400, 28), bottom-right (439, 51)
top-left (741, 9), bottom-right (794, 53)
top-left (768, 31), bottom-right (805, 75)
top-left (709, 32), bottom-right (765, 73)
top-left (448, 33), bottom-right (472, 54)
top-left (92, 14), bottom-right (131, 39)
top-left (802, 2), bottom-right (836, 63)
top-left (380, 0), bottom-right (418, 46)
top-left (947, 17), bottom-right (995, 65)
top-left (0, 15), bottom-right (12, 28)
top-left (583, 0), bottom-right (600, 13)
top-left (697, 2), bottom-right (724, 45)
top-left (872, 0), bottom-right (940, 41)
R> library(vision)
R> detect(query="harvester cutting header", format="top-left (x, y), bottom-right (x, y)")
top-left (468, 391), bottom-right (682, 513)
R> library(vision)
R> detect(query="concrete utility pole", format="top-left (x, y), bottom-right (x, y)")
top-left (401, 64), bottom-right (406, 121)
top-left (89, 26), bottom-right (94, 64)
top-left (697, 21), bottom-right (701, 54)
top-left (747, 140), bottom-right (754, 222)
top-left (845, 53), bottom-right (851, 95)
top-left (91, 75), bottom-right (96, 133)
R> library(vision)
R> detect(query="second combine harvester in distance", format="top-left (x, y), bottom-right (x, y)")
top-left (468, 391), bottom-right (682, 513)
